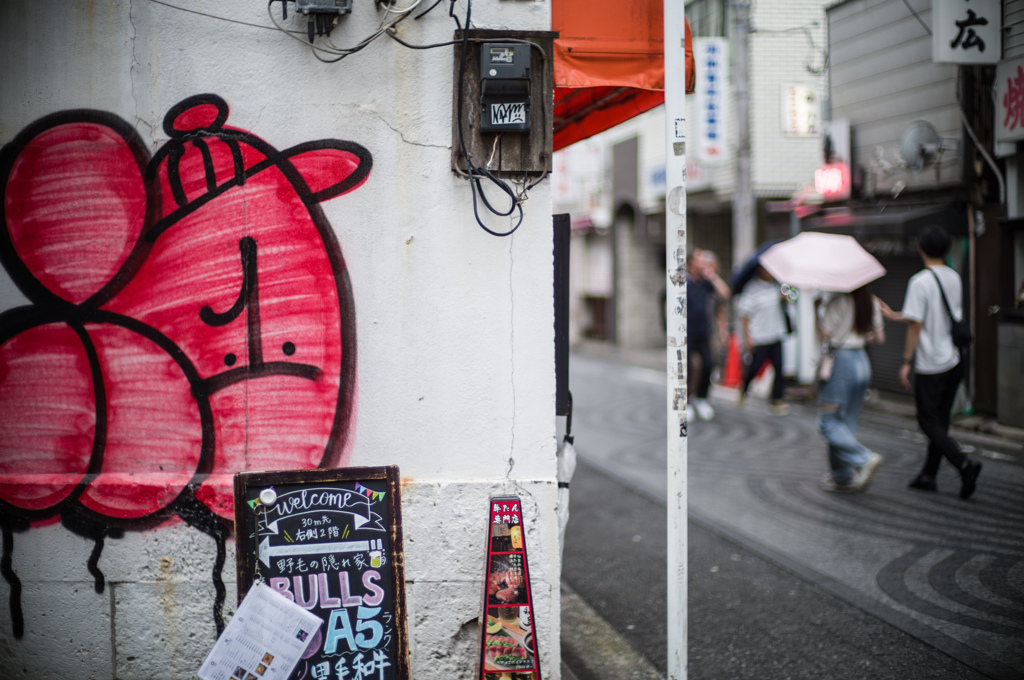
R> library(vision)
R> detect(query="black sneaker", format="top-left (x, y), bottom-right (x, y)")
top-left (959, 461), bottom-right (982, 500)
top-left (907, 474), bottom-right (937, 492)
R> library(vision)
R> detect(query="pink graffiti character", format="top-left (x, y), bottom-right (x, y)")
top-left (0, 95), bottom-right (369, 523)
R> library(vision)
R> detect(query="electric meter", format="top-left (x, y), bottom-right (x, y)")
top-left (479, 43), bottom-right (532, 134)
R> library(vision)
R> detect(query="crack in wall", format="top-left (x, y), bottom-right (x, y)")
top-left (127, 0), bottom-right (156, 143)
top-left (128, 0), bottom-right (140, 131)
top-left (109, 581), bottom-right (118, 677)
top-left (506, 234), bottom-right (516, 479)
top-left (368, 108), bottom-right (448, 150)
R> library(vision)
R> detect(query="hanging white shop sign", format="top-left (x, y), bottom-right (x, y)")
top-left (781, 84), bottom-right (819, 137)
top-left (932, 0), bottom-right (1000, 64)
top-left (695, 38), bottom-right (728, 163)
top-left (996, 56), bottom-right (1024, 144)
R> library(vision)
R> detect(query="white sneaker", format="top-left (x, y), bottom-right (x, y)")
top-left (856, 452), bottom-right (883, 491)
top-left (693, 399), bottom-right (715, 420)
top-left (819, 474), bottom-right (859, 493)
top-left (686, 405), bottom-right (695, 422)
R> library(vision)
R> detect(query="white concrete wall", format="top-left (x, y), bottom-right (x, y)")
top-left (0, 1), bottom-right (559, 678)
top-left (747, 0), bottom-right (830, 197)
top-left (828, 0), bottom-right (961, 194)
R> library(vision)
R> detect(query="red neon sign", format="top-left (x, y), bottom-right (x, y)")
top-left (814, 162), bottom-right (851, 201)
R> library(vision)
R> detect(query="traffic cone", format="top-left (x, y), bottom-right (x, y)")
top-left (722, 333), bottom-right (742, 388)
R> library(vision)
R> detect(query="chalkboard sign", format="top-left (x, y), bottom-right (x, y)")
top-left (234, 466), bottom-right (409, 680)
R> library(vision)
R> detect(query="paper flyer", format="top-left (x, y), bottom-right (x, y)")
top-left (198, 582), bottom-right (324, 680)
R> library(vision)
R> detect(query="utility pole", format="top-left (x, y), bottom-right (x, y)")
top-left (732, 0), bottom-right (755, 265)
top-left (663, 0), bottom-right (688, 677)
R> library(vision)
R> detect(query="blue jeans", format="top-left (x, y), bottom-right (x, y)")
top-left (818, 348), bottom-right (872, 484)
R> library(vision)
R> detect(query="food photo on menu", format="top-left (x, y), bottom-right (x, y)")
top-left (483, 606), bottom-right (535, 675)
top-left (487, 554), bottom-right (527, 605)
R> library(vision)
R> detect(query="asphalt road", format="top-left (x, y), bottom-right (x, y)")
top-left (560, 351), bottom-right (1024, 680)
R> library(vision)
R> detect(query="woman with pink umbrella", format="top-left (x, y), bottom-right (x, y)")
top-left (814, 284), bottom-right (886, 492)
top-left (759, 232), bottom-right (887, 492)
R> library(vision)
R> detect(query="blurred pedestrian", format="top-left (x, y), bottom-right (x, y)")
top-left (687, 249), bottom-right (730, 420)
top-left (701, 250), bottom-right (731, 371)
top-left (878, 226), bottom-right (982, 499)
top-left (735, 266), bottom-right (791, 415)
top-left (816, 284), bottom-right (885, 493)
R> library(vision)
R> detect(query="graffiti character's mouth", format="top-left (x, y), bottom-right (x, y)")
top-left (204, 360), bottom-right (323, 394)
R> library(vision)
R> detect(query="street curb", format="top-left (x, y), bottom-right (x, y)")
top-left (560, 581), bottom-right (665, 680)
top-left (560, 661), bottom-right (581, 680)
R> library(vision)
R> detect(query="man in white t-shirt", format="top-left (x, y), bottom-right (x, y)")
top-left (880, 226), bottom-right (982, 499)
top-left (735, 266), bottom-right (791, 415)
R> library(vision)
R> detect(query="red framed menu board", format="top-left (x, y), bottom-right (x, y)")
top-left (479, 496), bottom-right (541, 680)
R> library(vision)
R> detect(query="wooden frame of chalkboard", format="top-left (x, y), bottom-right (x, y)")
top-left (234, 466), bottom-right (409, 680)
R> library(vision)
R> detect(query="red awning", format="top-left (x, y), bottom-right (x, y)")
top-left (552, 0), bottom-right (694, 150)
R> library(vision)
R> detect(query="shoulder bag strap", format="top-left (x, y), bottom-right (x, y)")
top-left (927, 267), bottom-right (957, 322)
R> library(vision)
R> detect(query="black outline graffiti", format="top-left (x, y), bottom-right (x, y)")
top-left (0, 93), bottom-right (372, 639)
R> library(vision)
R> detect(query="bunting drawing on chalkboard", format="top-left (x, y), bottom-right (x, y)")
top-left (355, 482), bottom-right (386, 502)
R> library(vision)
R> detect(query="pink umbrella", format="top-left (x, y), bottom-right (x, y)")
top-left (758, 232), bottom-right (886, 293)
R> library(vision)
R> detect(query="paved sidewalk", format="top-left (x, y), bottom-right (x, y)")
top-left (571, 339), bottom-right (1024, 456)
top-left (559, 344), bottom-right (1024, 680)
top-left (561, 459), bottom-right (1003, 680)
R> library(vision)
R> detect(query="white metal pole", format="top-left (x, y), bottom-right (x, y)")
top-left (732, 0), bottom-right (755, 266)
top-left (664, 1), bottom-right (688, 678)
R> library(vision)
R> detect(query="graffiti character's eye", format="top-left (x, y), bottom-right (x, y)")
top-left (282, 342), bottom-right (296, 356)
top-left (224, 353), bottom-right (237, 366)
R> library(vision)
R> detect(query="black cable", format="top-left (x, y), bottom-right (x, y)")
top-left (414, 0), bottom-right (445, 20)
top-left (901, 0), bottom-right (932, 35)
top-left (151, 0), bottom-right (293, 31)
top-left (473, 173), bottom-right (521, 219)
top-left (450, 0), bottom-right (528, 237)
top-left (267, 0), bottom-right (420, 62)
top-left (266, 0), bottom-right (539, 236)
top-left (312, 48), bottom-right (352, 63)
top-left (384, 28), bottom-right (460, 49)
top-left (386, 18), bottom-right (549, 198)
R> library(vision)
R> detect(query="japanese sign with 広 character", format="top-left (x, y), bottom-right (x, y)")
top-left (932, 0), bottom-right (1000, 64)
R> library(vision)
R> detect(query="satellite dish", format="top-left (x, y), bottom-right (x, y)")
top-left (899, 120), bottom-right (941, 171)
